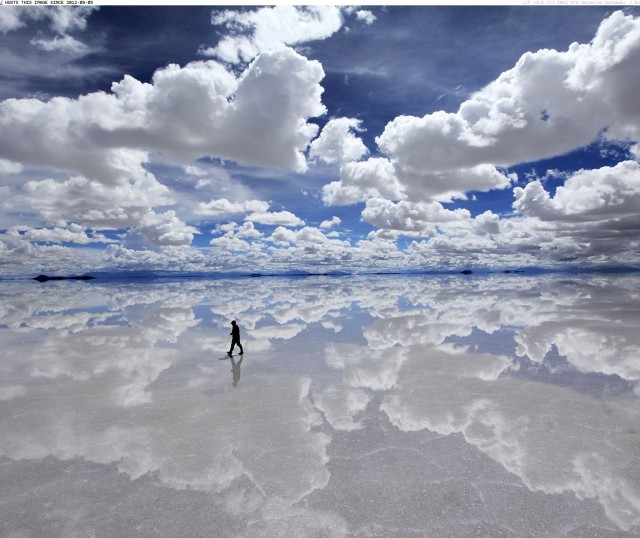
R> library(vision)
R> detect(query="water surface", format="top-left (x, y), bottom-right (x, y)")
top-left (1, 274), bottom-right (639, 537)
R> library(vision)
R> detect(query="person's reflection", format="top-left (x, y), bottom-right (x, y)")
top-left (230, 355), bottom-right (243, 387)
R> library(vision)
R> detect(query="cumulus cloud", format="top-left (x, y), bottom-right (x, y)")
top-left (473, 210), bottom-right (501, 235)
top-left (379, 11), bottom-right (640, 168)
top-left (356, 10), bottom-right (377, 25)
top-left (267, 225), bottom-right (346, 246)
top-left (309, 117), bottom-right (369, 165)
top-left (101, 48), bottom-right (325, 171)
top-left (15, 223), bottom-right (114, 244)
top-left (347, 159), bottom-right (640, 268)
top-left (6, 49), bottom-right (325, 175)
top-left (0, 46), bottom-right (326, 245)
top-left (322, 158), bottom-right (404, 205)
top-left (503, 161), bottom-right (640, 263)
top-left (319, 216), bottom-right (341, 229)
top-left (209, 236), bottom-right (252, 252)
top-left (196, 198), bottom-right (270, 218)
top-left (203, 6), bottom-right (344, 64)
top-left (361, 198), bottom-right (471, 235)
top-left (209, 221), bottom-right (263, 251)
top-left (246, 211), bottom-right (305, 227)
top-left (323, 11), bottom-right (640, 207)
top-left (269, 226), bottom-right (298, 245)
top-left (514, 160), bottom-right (640, 222)
top-left (233, 221), bottom-right (263, 239)
top-left (324, 157), bottom-right (513, 205)
top-left (22, 164), bottom-right (174, 230)
top-left (184, 165), bottom-right (207, 177)
top-left (137, 211), bottom-right (199, 247)
top-left (0, 159), bottom-right (23, 175)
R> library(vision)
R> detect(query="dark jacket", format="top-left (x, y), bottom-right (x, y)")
top-left (231, 325), bottom-right (240, 340)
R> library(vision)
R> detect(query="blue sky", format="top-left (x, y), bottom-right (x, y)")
top-left (1, 5), bottom-right (639, 275)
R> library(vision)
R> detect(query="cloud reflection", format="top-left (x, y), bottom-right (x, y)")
top-left (381, 344), bottom-right (640, 531)
top-left (0, 274), bottom-right (639, 534)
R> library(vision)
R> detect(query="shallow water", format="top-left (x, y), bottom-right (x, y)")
top-left (1, 273), bottom-right (639, 537)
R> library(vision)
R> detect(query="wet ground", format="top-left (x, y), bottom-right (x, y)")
top-left (1, 273), bottom-right (639, 537)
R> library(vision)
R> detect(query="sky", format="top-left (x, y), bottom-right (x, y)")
top-left (1, 4), bottom-right (639, 275)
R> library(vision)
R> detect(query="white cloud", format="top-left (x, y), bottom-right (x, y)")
top-left (505, 161), bottom-right (640, 263)
top-left (1, 6), bottom-right (97, 58)
top-left (361, 198), bottom-right (471, 234)
top-left (356, 10), bottom-right (376, 26)
top-left (119, 212), bottom-right (199, 250)
top-left (246, 211), bottom-right (305, 227)
top-left (0, 9), bottom-right (27, 33)
top-left (30, 34), bottom-right (88, 53)
top-left (213, 221), bottom-right (239, 235)
top-left (138, 211), bottom-right (199, 247)
top-left (297, 226), bottom-right (332, 243)
top-left (99, 49), bottom-right (325, 171)
top-left (18, 223), bottom-right (114, 245)
top-left (309, 117), bottom-right (369, 165)
top-left (196, 198), bottom-right (270, 218)
top-left (210, 236), bottom-right (252, 252)
top-left (0, 46), bottom-right (326, 245)
top-left (0, 6), bottom-right (97, 35)
top-left (322, 158), bottom-right (404, 205)
top-left (234, 221), bottom-right (263, 239)
top-left (249, 323), bottom-right (307, 341)
top-left (0, 159), bottom-right (23, 175)
top-left (325, 156), bottom-right (513, 205)
top-left (473, 210), bottom-right (501, 235)
top-left (267, 225), bottom-right (343, 245)
top-left (203, 6), bottom-right (344, 64)
top-left (319, 216), bottom-right (341, 229)
top-left (22, 165), bottom-right (173, 230)
top-left (324, 11), bottom-right (640, 206)
top-left (184, 165), bottom-right (207, 177)
top-left (269, 226), bottom-right (298, 245)
top-left (514, 160), bottom-right (640, 222)
top-left (44, 6), bottom-right (97, 35)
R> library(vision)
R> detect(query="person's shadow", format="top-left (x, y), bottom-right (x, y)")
top-left (230, 355), bottom-right (243, 387)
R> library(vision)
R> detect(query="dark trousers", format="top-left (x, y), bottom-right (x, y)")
top-left (229, 338), bottom-right (243, 354)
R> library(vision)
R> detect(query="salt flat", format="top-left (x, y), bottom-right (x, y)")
top-left (0, 274), bottom-right (638, 537)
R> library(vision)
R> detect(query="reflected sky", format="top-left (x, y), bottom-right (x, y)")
top-left (1, 274), bottom-right (639, 536)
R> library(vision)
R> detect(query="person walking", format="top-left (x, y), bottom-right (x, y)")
top-left (228, 320), bottom-right (243, 356)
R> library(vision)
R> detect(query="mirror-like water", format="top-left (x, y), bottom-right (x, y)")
top-left (1, 274), bottom-right (639, 537)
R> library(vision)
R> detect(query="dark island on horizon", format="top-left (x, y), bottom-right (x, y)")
top-left (33, 274), bottom-right (96, 282)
